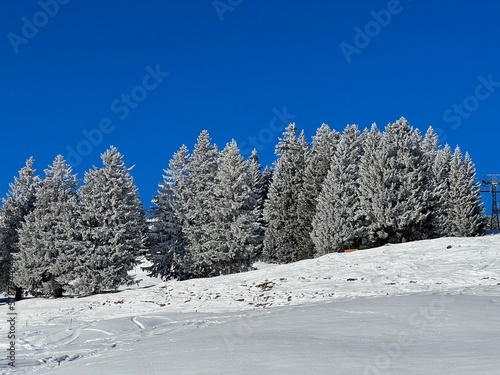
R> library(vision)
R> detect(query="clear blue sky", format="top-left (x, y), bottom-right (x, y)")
top-left (2, 0), bottom-right (499, 212)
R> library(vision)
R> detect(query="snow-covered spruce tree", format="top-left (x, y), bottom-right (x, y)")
top-left (297, 124), bottom-right (340, 258)
top-left (205, 140), bottom-right (262, 274)
top-left (447, 147), bottom-right (485, 237)
top-left (248, 149), bottom-right (267, 259)
top-left (0, 157), bottom-right (42, 300)
top-left (422, 126), bottom-right (440, 156)
top-left (421, 126), bottom-right (443, 238)
top-left (263, 124), bottom-right (309, 263)
top-left (359, 118), bottom-right (431, 246)
top-left (408, 127), bottom-right (435, 239)
top-left (385, 119), bottom-right (432, 242)
top-left (358, 124), bottom-right (386, 247)
top-left (430, 143), bottom-right (453, 237)
top-left (147, 145), bottom-right (191, 280)
top-left (261, 166), bottom-right (273, 199)
top-left (13, 155), bottom-right (79, 298)
top-left (182, 130), bottom-right (219, 278)
top-left (289, 131), bottom-right (311, 260)
top-left (312, 125), bottom-right (363, 255)
top-left (71, 146), bottom-right (147, 295)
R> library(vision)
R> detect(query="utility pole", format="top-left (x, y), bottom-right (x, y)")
top-left (481, 174), bottom-right (500, 230)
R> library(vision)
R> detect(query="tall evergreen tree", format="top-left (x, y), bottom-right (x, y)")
top-left (147, 145), bottom-right (190, 280)
top-left (0, 157), bottom-right (42, 300)
top-left (182, 130), bottom-right (219, 277)
top-left (409, 127), bottom-right (435, 239)
top-left (263, 124), bottom-right (309, 263)
top-left (71, 146), bottom-right (147, 295)
top-left (382, 119), bottom-right (430, 243)
top-left (298, 124), bottom-right (339, 258)
top-left (358, 123), bottom-right (386, 247)
top-left (248, 149), bottom-right (267, 259)
top-left (206, 140), bottom-right (262, 275)
top-left (359, 118), bottom-right (430, 245)
top-left (421, 126), bottom-right (443, 238)
top-left (292, 131), bottom-right (312, 260)
top-left (14, 156), bottom-right (79, 297)
top-left (431, 143), bottom-right (453, 237)
top-left (447, 147), bottom-right (485, 237)
top-left (312, 125), bottom-right (363, 255)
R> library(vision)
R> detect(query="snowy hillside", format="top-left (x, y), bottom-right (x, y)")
top-left (2, 234), bottom-right (500, 374)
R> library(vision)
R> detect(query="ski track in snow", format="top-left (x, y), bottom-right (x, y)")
top-left (1, 234), bottom-right (499, 373)
top-left (131, 317), bottom-right (145, 330)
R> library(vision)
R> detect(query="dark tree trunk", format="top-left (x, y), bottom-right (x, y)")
top-left (53, 288), bottom-right (64, 298)
top-left (14, 287), bottom-right (22, 302)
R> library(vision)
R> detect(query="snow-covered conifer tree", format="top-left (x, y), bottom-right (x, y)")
top-left (205, 140), bottom-right (262, 275)
top-left (292, 131), bottom-right (312, 260)
top-left (408, 127), bottom-right (435, 239)
top-left (383, 119), bottom-right (430, 242)
top-left (298, 124), bottom-right (339, 258)
top-left (248, 149), bottom-right (267, 259)
top-left (358, 124), bottom-right (386, 247)
top-left (430, 143), bottom-right (453, 237)
top-left (359, 118), bottom-right (430, 246)
top-left (0, 157), bottom-right (41, 299)
top-left (147, 145), bottom-right (190, 280)
top-left (182, 130), bottom-right (219, 277)
top-left (384, 119), bottom-right (431, 242)
top-left (312, 125), bottom-right (363, 255)
top-left (263, 124), bottom-right (309, 263)
top-left (71, 146), bottom-right (147, 295)
top-left (422, 126), bottom-right (440, 156)
top-left (447, 147), bottom-right (485, 237)
top-left (421, 126), bottom-right (443, 238)
top-left (14, 155), bottom-right (79, 297)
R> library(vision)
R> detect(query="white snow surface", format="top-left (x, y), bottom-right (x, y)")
top-left (1, 235), bottom-right (500, 374)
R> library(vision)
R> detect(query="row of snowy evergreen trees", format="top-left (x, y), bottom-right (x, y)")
top-left (147, 117), bottom-right (484, 279)
top-left (146, 131), bottom-right (271, 281)
top-left (265, 118), bottom-right (484, 263)
top-left (0, 117), bottom-right (485, 298)
top-left (0, 147), bottom-right (147, 298)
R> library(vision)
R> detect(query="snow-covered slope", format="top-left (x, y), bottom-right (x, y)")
top-left (1, 235), bottom-right (500, 374)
